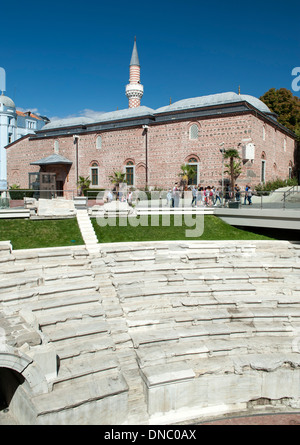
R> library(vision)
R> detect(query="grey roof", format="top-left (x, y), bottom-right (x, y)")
top-left (93, 106), bottom-right (154, 123)
top-left (238, 94), bottom-right (272, 114)
top-left (43, 116), bottom-right (95, 130)
top-left (155, 92), bottom-right (272, 115)
top-left (130, 37), bottom-right (140, 66)
top-left (37, 92), bottom-right (274, 133)
top-left (30, 154), bottom-right (73, 165)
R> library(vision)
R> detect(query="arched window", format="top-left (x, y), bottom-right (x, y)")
top-left (90, 162), bottom-right (99, 186)
top-left (189, 124), bottom-right (199, 140)
top-left (289, 160), bottom-right (293, 179)
top-left (125, 161), bottom-right (134, 186)
top-left (96, 135), bottom-right (102, 150)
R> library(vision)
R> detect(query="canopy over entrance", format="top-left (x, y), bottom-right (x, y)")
top-left (30, 154), bottom-right (73, 198)
top-left (30, 154), bottom-right (73, 166)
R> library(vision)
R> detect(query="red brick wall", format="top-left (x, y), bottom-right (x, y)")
top-left (6, 112), bottom-right (296, 192)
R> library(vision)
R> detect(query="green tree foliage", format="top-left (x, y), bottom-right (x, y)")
top-left (223, 148), bottom-right (241, 192)
top-left (109, 171), bottom-right (126, 188)
top-left (260, 88), bottom-right (300, 139)
top-left (179, 164), bottom-right (197, 189)
top-left (77, 176), bottom-right (91, 196)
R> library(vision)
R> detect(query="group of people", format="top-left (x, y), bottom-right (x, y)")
top-left (106, 187), bottom-right (134, 205)
top-left (166, 183), bottom-right (222, 208)
top-left (166, 183), bottom-right (253, 207)
top-left (105, 182), bottom-right (254, 207)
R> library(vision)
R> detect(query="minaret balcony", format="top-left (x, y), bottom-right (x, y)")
top-left (125, 83), bottom-right (144, 98)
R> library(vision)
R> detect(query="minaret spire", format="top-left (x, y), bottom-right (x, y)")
top-left (125, 37), bottom-right (144, 108)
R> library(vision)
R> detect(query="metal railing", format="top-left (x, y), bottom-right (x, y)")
top-left (87, 189), bottom-right (300, 211)
top-left (1, 189), bottom-right (77, 201)
top-left (0, 188), bottom-right (299, 211)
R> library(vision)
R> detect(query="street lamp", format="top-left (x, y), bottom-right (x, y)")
top-left (219, 142), bottom-right (225, 206)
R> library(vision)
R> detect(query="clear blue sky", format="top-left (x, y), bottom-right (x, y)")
top-left (1, 0), bottom-right (299, 120)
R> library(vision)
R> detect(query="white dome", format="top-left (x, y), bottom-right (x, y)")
top-left (0, 94), bottom-right (15, 108)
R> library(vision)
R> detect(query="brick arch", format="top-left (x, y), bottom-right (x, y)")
top-left (261, 151), bottom-right (267, 160)
top-left (89, 160), bottom-right (99, 167)
top-left (123, 158), bottom-right (135, 166)
top-left (188, 121), bottom-right (201, 130)
top-left (135, 163), bottom-right (146, 188)
top-left (185, 154), bottom-right (200, 163)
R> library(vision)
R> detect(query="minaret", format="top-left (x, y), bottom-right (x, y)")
top-left (125, 37), bottom-right (144, 108)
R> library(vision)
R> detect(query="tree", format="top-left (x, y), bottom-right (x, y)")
top-left (260, 88), bottom-right (300, 138)
top-left (223, 149), bottom-right (241, 193)
top-left (178, 164), bottom-right (197, 190)
top-left (260, 88), bottom-right (300, 178)
top-left (77, 176), bottom-right (91, 196)
top-left (109, 171), bottom-right (126, 190)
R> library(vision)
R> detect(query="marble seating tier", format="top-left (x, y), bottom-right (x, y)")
top-left (0, 240), bottom-right (300, 424)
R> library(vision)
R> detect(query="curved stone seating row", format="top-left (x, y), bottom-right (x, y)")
top-left (0, 240), bottom-right (300, 424)
top-left (100, 240), bottom-right (300, 423)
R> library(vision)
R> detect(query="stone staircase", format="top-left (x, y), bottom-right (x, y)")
top-left (76, 209), bottom-right (100, 255)
top-left (0, 240), bottom-right (300, 424)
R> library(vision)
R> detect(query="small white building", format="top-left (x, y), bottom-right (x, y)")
top-left (0, 91), bottom-right (49, 189)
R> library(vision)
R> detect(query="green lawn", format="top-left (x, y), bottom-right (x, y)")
top-left (0, 215), bottom-right (275, 250)
top-left (91, 215), bottom-right (274, 243)
top-left (0, 218), bottom-right (84, 250)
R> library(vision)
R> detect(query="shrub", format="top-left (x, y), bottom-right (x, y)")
top-left (9, 189), bottom-right (34, 200)
top-left (83, 188), bottom-right (106, 199)
top-left (255, 177), bottom-right (298, 193)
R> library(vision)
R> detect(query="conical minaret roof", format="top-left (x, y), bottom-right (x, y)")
top-left (130, 37), bottom-right (140, 66)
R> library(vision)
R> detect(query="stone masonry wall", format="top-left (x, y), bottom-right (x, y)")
top-left (6, 111), bottom-right (296, 192)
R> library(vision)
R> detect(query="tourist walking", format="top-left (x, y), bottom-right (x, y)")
top-left (247, 186), bottom-right (253, 205)
top-left (172, 183), bottom-right (180, 207)
top-left (244, 185), bottom-right (249, 205)
top-left (166, 189), bottom-right (172, 206)
top-left (235, 184), bottom-right (240, 201)
top-left (191, 186), bottom-right (197, 207)
top-left (214, 188), bottom-right (221, 206)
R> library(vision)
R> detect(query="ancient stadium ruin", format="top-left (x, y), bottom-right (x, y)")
top-left (1, 239), bottom-right (300, 424)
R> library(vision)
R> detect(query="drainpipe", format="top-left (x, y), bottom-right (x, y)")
top-left (142, 125), bottom-right (149, 187)
top-left (73, 135), bottom-right (79, 195)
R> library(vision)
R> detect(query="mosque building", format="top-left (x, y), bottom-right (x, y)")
top-left (5, 40), bottom-right (297, 195)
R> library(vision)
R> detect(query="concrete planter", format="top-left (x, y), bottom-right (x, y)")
top-left (228, 201), bottom-right (241, 209)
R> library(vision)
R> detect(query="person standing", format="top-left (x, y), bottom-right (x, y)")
top-left (247, 186), bottom-right (252, 205)
top-left (244, 185), bottom-right (249, 205)
top-left (214, 188), bottom-right (221, 206)
top-left (191, 186), bottom-right (197, 207)
top-left (166, 189), bottom-right (172, 207)
top-left (235, 184), bottom-right (240, 202)
top-left (172, 183), bottom-right (179, 207)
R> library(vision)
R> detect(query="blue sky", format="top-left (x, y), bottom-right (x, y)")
top-left (1, 0), bottom-right (299, 120)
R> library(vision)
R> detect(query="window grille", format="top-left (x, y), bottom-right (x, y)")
top-left (189, 124), bottom-right (199, 140)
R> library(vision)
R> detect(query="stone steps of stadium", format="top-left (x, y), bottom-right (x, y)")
top-left (1, 239), bottom-right (300, 424)
top-left (29, 369), bottom-right (128, 424)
